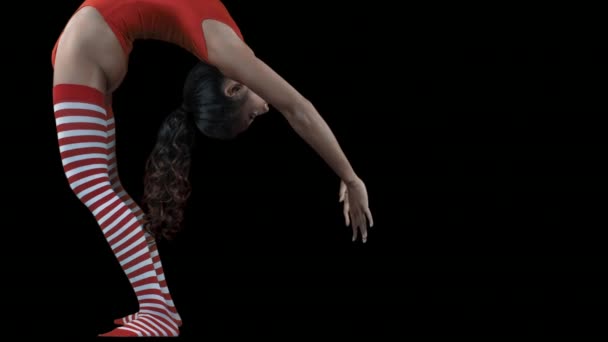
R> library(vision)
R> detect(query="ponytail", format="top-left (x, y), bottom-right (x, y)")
top-left (142, 107), bottom-right (195, 240)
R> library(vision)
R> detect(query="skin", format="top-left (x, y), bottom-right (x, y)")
top-left (53, 6), bottom-right (374, 242)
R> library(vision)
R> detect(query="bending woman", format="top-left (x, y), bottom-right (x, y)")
top-left (51, 0), bottom-right (374, 337)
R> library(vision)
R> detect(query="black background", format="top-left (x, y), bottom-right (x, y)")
top-left (9, 0), bottom-right (607, 338)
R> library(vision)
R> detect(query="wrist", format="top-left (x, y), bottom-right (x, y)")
top-left (342, 172), bottom-right (360, 185)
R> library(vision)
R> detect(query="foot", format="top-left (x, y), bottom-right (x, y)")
top-left (101, 313), bottom-right (180, 337)
top-left (114, 311), bottom-right (182, 327)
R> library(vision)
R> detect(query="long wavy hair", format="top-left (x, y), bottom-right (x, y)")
top-left (142, 61), bottom-right (246, 240)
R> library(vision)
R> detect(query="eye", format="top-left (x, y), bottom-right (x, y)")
top-left (230, 85), bottom-right (242, 96)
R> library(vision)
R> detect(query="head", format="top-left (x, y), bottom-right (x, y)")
top-left (141, 61), bottom-right (269, 240)
top-left (182, 61), bottom-right (269, 140)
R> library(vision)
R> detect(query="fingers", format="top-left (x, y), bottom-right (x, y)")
top-left (343, 200), bottom-right (350, 227)
top-left (340, 185), bottom-right (373, 243)
top-left (365, 207), bottom-right (374, 228)
top-left (360, 221), bottom-right (368, 243)
top-left (339, 182), bottom-right (346, 202)
top-left (355, 211), bottom-right (368, 243)
top-left (350, 212), bottom-right (358, 242)
top-left (351, 207), bottom-right (371, 243)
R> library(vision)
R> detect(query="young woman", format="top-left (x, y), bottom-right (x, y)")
top-left (52, 0), bottom-right (374, 337)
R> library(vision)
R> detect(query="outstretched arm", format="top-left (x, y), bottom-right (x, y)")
top-left (240, 59), bottom-right (359, 184)
top-left (206, 29), bottom-right (356, 182)
top-left (205, 23), bottom-right (374, 241)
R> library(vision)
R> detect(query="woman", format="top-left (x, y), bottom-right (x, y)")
top-left (52, 0), bottom-right (374, 337)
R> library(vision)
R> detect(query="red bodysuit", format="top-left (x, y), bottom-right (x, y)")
top-left (52, 0), bottom-right (243, 65)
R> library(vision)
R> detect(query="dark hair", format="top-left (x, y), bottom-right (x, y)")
top-left (142, 61), bottom-right (246, 240)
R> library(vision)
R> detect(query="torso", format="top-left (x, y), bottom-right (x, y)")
top-left (52, 0), bottom-right (243, 94)
top-left (53, 7), bottom-right (128, 93)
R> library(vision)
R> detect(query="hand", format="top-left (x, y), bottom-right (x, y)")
top-left (339, 177), bottom-right (374, 243)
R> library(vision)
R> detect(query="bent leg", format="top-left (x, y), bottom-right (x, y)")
top-left (53, 84), bottom-right (179, 337)
top-left (104, 100), bottom-right (182, 327)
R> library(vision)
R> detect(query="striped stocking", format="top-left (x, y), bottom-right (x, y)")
top-left (53, 84), bottom-right (180, 337)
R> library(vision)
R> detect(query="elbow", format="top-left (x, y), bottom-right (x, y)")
top-left (282, 97), bottom-right (315, 127)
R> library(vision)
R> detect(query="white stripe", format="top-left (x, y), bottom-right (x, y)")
top-left (107, 216), bottom-right (139, 243)
top-left (125, 258), bottom-right (153, 275)
top-left (119, 247), bottom-right (148, 267)
top-left (54, 101), bottom-right (106, 115)
top-left (62, 153), bottom-right (108, 167)
top-left (150, 250), bottom-right (160, 258)
top-left (137, 294), bottom-right (165, 303)
top-left (108, 128), bottom-right (116, 136)
top-left (66, 163), bottom-right (107, 179)
top-left (92, 195), bottom-right (119, 217)
top-left (157, 273), bottom-right (165, 282)
top-left (99, 200), bottom-right (127, 226)
top-left (76, 181), bottom-right (107, 200)
top-left (134, 283), bottom-right (160, 293)
top-left (138, 309), bottom-right (177, 331)
top-left (107, 117), bottom-right (115, 125)
top-left (58, 129), bottom-right (106, 139)
top-left (108, 140), bottom-right (116, 148)
top-left (60, 142), bottom-right (108, 153)
top-left (103, 209), bottom-right (133, 236)
top-left (148, 314), bottom-right (179, 334)
top-left (107, 217), bottom-right (139, 243)
top-left (126, 201), bottom-right (142, 215)
top-left (122, 313), bottom-right (138, 323)
top-left (56, 115), bottom-right (107, 126)
top-left (69, 173), bottom-right (105, 190)
top-left (84, 189), bottom-right (114, 208)
top-left (153, 261), bottom-right (162, 269)
top-left (129, 319), bottom-right (157, 336)
top-left (140, 304), bottom-right (172, 316)
top-left (116, 190), bottom-right (127, 199)
top-left (137, 316), bottom-right (168, 337)
top-left (130, 270), bottom-right (157, 283)
top-left (124, 199), bottom-right (135, 208)
top-left (114, 235), bottom-right (146, 259)
top-left (108, 151), bottom-right (116, 160)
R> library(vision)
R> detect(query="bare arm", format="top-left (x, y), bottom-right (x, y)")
top-left (281, 98), bottom-right (359, 184)
top-left (205, 22), bottom-right (374, 241)
top-left (205, 22), bottom-right (359, 183)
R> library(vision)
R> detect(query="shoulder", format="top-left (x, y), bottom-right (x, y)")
top-left (202, 19), bottom-right (254, 70)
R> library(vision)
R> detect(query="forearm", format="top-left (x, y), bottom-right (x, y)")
top-left (285, 101), bottom-right (358, 183)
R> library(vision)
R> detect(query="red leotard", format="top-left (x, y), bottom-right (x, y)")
top-left (52, 0), bottom-right (243, 65)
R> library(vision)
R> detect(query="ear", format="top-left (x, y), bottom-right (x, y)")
top-left (224, 80), bottom-right (243, 98)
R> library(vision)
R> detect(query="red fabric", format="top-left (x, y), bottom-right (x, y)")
top-left (52, 0), bottom-right (243, 65)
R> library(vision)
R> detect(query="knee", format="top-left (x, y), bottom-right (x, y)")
top-left (65, 173), bottom-right (114, 206)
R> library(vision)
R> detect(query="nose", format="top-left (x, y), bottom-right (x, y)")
top-left (253, 103), bottom-right (269, 118)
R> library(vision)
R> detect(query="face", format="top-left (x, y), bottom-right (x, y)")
top-left (224, 80), bottom-right (270, 134)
